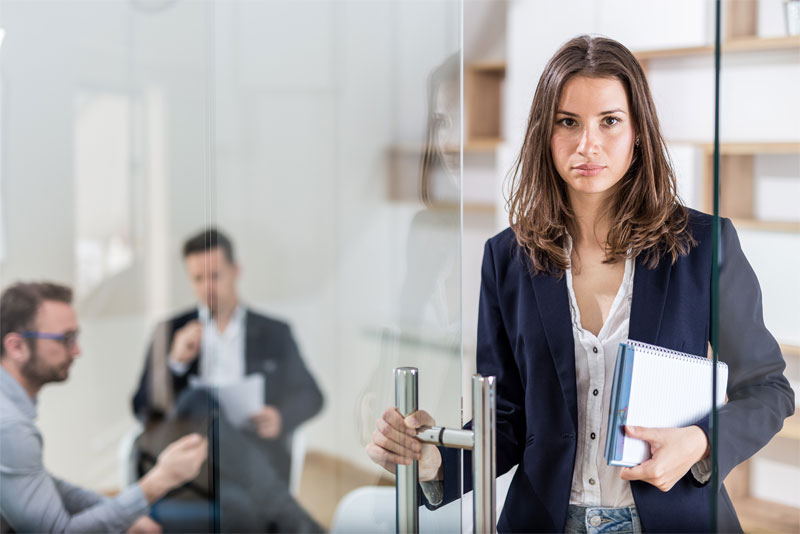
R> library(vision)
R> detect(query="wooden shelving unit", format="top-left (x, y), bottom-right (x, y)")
top-left (725, 342), bottom-right (800, 532)
top-left (385, 143), bottom-right (499, 211)
top-left (634, 35), bottom-right (800, 63)
top-left (384, 60), bottom-right (506, 209)
top-left (698, 142), bottom-right (800, 231)
top-left (465, 61), bottom-right (505, 149)
top-left (634, 3), bottom-right (800, 525)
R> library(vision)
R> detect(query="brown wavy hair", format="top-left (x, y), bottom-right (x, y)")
top-left (508, 35), bottom-right (695, 276)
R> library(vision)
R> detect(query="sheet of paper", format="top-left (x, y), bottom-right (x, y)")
top-left (189, 374), bottom-right (264, 428)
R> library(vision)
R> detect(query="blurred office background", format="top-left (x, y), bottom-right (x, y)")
top-left (0, 0), bottom-right (797, 531)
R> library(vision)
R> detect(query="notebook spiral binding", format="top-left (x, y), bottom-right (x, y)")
top-left (627, 339), bottom-right (729, 371)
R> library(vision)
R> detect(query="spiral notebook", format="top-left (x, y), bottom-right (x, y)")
top-left (604, 340), bottom-right (728, 467)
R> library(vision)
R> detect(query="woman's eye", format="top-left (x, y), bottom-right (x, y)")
top-left (433, 112), bottom-right (452, 129)
top-left (604, 116), bottom-right (621, 126)
top-left (558, 118), bottom-right (577, 128)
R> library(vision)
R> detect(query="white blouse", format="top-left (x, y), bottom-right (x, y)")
top-left (565, 250), bottom-right (637, 507)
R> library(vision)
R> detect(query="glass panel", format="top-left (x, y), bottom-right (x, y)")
top-left (712, 0), bottom-right (800, 531)
top-left (0, 1), bottom-right (463, 533)
top-left (210, 2), bottom-right (464, 531)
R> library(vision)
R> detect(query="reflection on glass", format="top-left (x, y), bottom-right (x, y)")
top-left (712, 0), bottom-right (800, 531)
top-left (131, 228), bottom-right (323, 532)
top-left (74, 91), bottom-right (135, 300)
top-left (0, 0), bottom-right (463, 532)
top-left (360, 50), bottom-right (464, 531)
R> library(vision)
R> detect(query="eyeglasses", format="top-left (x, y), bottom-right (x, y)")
top-left (22, 330), bottom-right (80, 350)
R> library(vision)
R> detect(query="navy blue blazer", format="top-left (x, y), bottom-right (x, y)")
top-left (433, 210), bottom-right (794, 533)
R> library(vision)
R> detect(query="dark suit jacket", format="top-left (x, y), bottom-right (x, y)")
top-left (433, 211), bottom-right (794, 533)
top-left (132, 308), bottom-right (323, 474)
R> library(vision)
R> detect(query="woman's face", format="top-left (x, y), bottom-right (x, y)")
top-left (433, 79), bottom-right (460, 176)
top-left (550, 76), bottom-right (635, 203)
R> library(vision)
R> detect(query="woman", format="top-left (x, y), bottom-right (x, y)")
top-left (366, 35), bottom-right (794, 533)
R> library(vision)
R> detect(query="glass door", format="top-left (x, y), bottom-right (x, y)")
top-left (711, 0), bottom-right (799, 531)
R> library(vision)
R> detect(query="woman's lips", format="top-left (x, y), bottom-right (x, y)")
top-left (572, 164), bottom-right (605, 176)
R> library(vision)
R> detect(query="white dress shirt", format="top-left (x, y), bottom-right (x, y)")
top-left (169, 305), bottom-right (247, 386)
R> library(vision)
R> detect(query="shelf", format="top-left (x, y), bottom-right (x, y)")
top-left (390, 141), bottom-right (502, 156)
top-left (464, 138), bottom-right (503, 151)
top-left (466, 62), bottom-right (505, 145)
top-left (634, 36), bottom-right (800, 61)
top-left (781, 344), bottom-right (800, 358)
top-left (440, 140), bottom-right (503, 153)
top-left (698, 142), bottom-right (800, 230)
top-left (393, 201), bottom-right (495, 213)
top-left (469, 61), bottom-right (506, 73)
top-left (777, 413), bottom-right (800, 442)
top-left (731, 219), bottom-right (800, 233)
top-left (731, 496), bottom-right (800, 534)
top-left (464, 202), bottom-right (496, 213)
top-left (699, 142), bottom-right (800, 155)
top-left (361, 325), bottom-right (459, 357)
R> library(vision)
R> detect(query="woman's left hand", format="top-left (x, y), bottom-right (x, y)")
top-left (619, 425), bottom-right (709, 492)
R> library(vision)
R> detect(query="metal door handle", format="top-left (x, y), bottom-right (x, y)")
top-left (394, 367), bottom-right (496, 533)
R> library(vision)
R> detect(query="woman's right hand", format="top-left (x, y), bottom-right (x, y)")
top-left (366, 407), bottom-right (442, 482)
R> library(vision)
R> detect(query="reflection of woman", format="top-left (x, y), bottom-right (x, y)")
top-left (367, 36), bottom-right (794, 532)
top-left (358, 54), bottom-right (462, 446)
top-left (397, 52), bottom-right (460, 332)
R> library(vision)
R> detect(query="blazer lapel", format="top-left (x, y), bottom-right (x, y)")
top-left (243, 310), bottom-right (261, 375)
top-left (530, 273), bottom-right (578, 432)
top-left (629, 255), bottom-right (672, 345)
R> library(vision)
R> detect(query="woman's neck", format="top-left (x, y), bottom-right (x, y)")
top-left (568, 191), bottom-right (612, 250)
top-left (570, 195), bottom-right (610, 270)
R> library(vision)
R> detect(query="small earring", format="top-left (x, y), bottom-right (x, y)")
top-left (635, 136), bottom-right (640, 147)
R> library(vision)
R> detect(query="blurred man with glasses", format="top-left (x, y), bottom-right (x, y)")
top-left (0, 281), bottom-right (208, 533)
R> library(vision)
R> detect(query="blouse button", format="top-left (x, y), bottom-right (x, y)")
top-left (592, 347), bottom-right (598, 354)
top-left (591, 432), bottom-right (596, 439)
top-left (588, 478), bottom-right (596, 485)
top-left (593, 389), bottom-right (599, 396)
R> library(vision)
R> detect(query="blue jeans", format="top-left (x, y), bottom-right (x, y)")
top-left (565, 504), bottom-right (643, 534)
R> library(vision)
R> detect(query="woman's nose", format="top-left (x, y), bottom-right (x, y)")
top-left (577, 127), bottom-right (600, 155)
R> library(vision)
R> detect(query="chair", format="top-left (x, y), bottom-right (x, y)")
top-left (118, 422), bottom-right (144, 488)
top-left (287, 428), bottom-right (306, 496)
top-left (330, 485), bottom-right (461, 533)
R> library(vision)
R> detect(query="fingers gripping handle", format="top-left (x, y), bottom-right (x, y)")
top-left (394, 369), bottom-right (496, 534)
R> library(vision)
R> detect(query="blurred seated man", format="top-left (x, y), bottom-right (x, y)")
top-left (0, 281), bottom-right (207, 533)
top-left (131, 228), bottom-right (324, 532)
